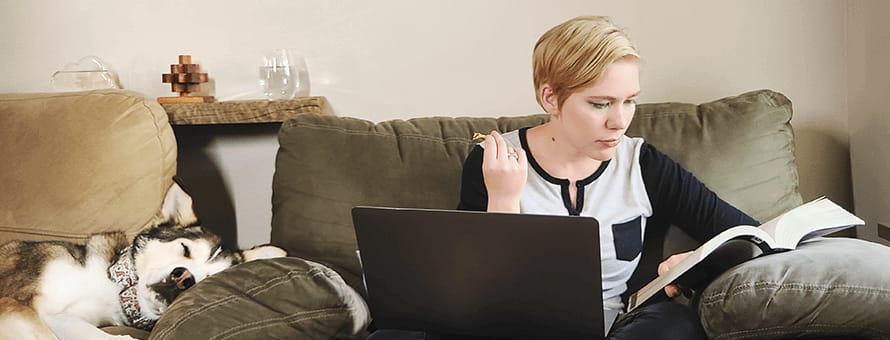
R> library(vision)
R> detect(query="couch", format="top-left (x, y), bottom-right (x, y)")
top-left (261, 89), bottom-right (890, 339)
top-left (3, 89), bottom-right (889, 339)
top-left (0, 90), bottom-right (368, 339)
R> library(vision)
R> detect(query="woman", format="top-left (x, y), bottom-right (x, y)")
top-left (457, 16), bottom-right (756, 339)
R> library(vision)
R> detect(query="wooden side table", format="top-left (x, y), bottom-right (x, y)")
top-left (161, 96), bottom-right (331, 125)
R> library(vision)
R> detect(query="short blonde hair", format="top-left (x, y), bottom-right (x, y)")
top-left (533, 16), bottom-right (639, 109)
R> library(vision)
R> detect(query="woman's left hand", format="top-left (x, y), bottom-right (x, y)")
top-left (658, 250), bottom-right (693, 297)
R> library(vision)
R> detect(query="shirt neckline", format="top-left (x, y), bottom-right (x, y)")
top-left (518, 127), bottom-right (609, 186)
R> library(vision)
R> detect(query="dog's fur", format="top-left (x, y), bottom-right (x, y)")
top-left (0, 182), bottom-right (286, 340)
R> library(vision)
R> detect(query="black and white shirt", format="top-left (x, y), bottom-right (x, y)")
top-left (458, 127), bottom-right (757, 312)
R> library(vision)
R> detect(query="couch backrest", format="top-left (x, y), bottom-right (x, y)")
top-left (0, 90), bottom-right (176, 244)
top-left (271, 89), bottom-right (802, 293)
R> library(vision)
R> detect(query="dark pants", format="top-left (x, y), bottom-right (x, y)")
top-left (607, 300), bottom-right (706, 340)
top-left (368, 300), bottom-right (706, 340)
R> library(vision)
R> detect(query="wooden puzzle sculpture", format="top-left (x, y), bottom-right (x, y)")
top-left (158, 55), bottom-right (215, 103)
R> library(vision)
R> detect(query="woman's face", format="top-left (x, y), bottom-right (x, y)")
top-left (551, 58), bottom-right (640, 161)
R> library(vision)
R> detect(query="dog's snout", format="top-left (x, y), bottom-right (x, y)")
top-left (181, 276), bottom-right (195, 289)
top-left (171, 267), bottom-right (186, 277)
top-left (170, 267), bottom-right (195, 290)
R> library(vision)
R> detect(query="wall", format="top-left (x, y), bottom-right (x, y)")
top-left (1, 0), bottom-right (854, 248)
top-left (848, 0), bottom-right (890, 245)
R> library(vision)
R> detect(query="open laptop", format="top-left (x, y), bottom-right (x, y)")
top-left (352, 206), bottom-right (610, 339)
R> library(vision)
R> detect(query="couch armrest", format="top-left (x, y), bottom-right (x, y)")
top-left (0, 90), bottom-right (176, 243)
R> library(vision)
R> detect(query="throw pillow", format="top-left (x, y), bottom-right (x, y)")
top-left (698, 237), bottom-right (890, 339)
top-left (149, 257), bottom-right (370, 340)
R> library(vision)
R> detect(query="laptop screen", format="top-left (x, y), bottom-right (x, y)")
top-left (352, 206), bottom-right (606, 338)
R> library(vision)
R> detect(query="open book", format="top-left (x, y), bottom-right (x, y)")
top-left (626, 197), bottom-right (864, 312)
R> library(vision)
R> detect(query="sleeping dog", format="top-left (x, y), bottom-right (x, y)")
top-left (0, 181), bottom-right (286, 340)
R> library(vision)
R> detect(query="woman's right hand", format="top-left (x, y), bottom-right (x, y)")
top-left (659, 251), bottom-right (694, 298)
top-left (481, 130), bottom-right (527, 213)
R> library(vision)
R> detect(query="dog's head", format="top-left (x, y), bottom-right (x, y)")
top-left (130, 180), bottom-right (286, 320)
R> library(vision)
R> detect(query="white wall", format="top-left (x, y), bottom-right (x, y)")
top-left (1, 0), bottom-right (855, 248)
top-left (849, 0), bottom-right (890, 245)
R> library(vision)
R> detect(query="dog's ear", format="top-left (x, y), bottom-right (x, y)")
top-left (241, 245), bottom-right (287, 262)
top-left (158, 179), bottom-right (199, 227)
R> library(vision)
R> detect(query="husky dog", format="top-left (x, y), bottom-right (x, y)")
top-left (0, 182), bottom-right (286, 340)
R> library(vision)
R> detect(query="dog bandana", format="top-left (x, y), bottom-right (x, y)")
top-left (108, 246), bottom-right (156, 330)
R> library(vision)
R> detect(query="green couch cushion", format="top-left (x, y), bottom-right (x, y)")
top-left (271, 89), bottom-right (802, 294)
top-left (149, 257), bottom-right (370, 340)
top-left (272, 114), bottom-right (549, 290)
top-left (625, 89), bottom-right (803, 291)
top-left (698, 237), bottom-right (890, 339)
top-left (627, 89), bottom-right (801, 223)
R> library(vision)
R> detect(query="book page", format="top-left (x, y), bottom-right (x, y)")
top-left (760, 197), bottom-right (864, 249)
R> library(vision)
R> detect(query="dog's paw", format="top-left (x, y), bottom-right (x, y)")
top-left (242, 245), bottom-right (287, 262)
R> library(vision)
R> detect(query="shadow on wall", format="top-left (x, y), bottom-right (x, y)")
top-left (172, 124), bottom-right (279, 248)
top-left (792, 125), bottom-right (855, 238)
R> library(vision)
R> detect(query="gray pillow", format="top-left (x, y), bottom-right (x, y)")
top-left (149, 257), bottom-right (370, 340)
top-left (698, 237), bottom-right (890, 339)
